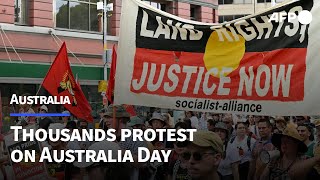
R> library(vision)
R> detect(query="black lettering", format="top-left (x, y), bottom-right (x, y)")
top-left (182, 101), bottom-right (187, 108)
top-left (222, 103), bottom-right (228, 111)
top-left (175, 100), bottom-right (181, 108)
top-left (237, 103), bottom-right (243, 112)
top-left (256, 104), bottom-right (262, 112)
top-left (243, 104), bottom-right (250, 112)
top-left (188, 101), bottom-right (194, 109)
top-left (209, 102), bottom-right (215, 110)
top-left (197, 101), bottom-right (203, 109)
top-left (250, 104), bottom-right (256, 112)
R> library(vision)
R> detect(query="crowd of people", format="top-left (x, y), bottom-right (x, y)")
top-left (0, 103), bottom-right (320, 180)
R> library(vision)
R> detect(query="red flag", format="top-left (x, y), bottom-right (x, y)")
top-left (107, 45), bottom-right (117, 103)
top-left (123, 105), bottom-right (137, 116)
top-left (42, 43), bottom-right (93, 122)
top-left (106, 46), bottom-right (136, 116)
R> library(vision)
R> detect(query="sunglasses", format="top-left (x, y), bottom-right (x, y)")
top-left (223, 121), bottom-right (231, 124)
top-left (181, 151), bottom-right (215, 161)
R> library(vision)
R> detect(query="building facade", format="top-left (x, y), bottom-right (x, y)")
top-left (0, 0), bottom-right (218, 130)
top-left (218, 0), bottom-right (286, 22)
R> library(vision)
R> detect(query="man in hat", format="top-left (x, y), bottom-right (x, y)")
top-left (73, 141), bottom-right (132, 179)
top-left (248, 119), bottom-right (274, 180)
top-left (182, 131), bottom-right (223, 180)
top-left (105, 104), bottom-right (147, 180)
top-left (61, 110), bottom-right (71, 125)
top-left (148, 113), bottom-right (167, 130)
top-left (274, 116), bottom-right (287, 133)
top-left (129, 116), bottom-right (145, 130)
top-left (260, 124), bottom-right (308, 180)
top-left (38, 105), bottom-right (53, 131)
top-left (213, 122), bottom-right (234, 179)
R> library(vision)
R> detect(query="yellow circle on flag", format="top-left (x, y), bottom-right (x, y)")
top-left (203, 30), bottom-right (246, 77)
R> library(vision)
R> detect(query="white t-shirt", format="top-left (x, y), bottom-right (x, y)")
top-left (190, 116), bottom-right (199, 129)
top-left (218, 152), bottom-right (238, 176)
top-left (226, 135), bottom-right (256, 164)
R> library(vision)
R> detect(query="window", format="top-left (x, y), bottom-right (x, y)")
top-left (219, 14), bottom-right (248, 23)
top-left (219, 0), bottom-right (251, 4)
top-left (142, 1), bottom-right (167, 11)
top-left (257, 0), bottom-right (271, 2)
top-left (14, 0), bottom-right (28, 24)
top-left (258, 0), bottom-right (284, 3)
top-left (55, 0), bottom-right (100, 32)
top-left (190, 5), bottom-right (200, 21)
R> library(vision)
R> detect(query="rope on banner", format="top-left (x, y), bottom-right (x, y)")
top-left (50, 32), bottom-right (85, 66)
top-left (0, 28), bottom-right (23, 63)
top-left (0, 27), bottom-right (12, 62)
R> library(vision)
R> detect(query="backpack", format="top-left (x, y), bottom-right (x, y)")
top-left (229, 134), bottom-right (252, 151)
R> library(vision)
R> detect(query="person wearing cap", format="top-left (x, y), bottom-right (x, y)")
top-left (260, 123), bottom-right (309, 180)
top-left (297, 123), bottom-right (315, 159)
top-left (129, 116), bottom-right (146, 130)
top-left (73, 141), bottom-right (131, 179)
top-left (17, 94), bottom-right (36, 126)
top-left (248, 119), bottom-right (274, 180)
top-left (222, 116), bottom-right (236, 139)
top-left (213, 122), bottom-right (233, 180)
top-left (61, 110), bottom-right (71, 125)
top-left (105, 104), bottom-right (147, 180)
top-left (181, 131), bottom-right (223, 180)
top-left (38, 105), bottom-right (53, 131)
top-left (225, 121), bottom-right (256, 180)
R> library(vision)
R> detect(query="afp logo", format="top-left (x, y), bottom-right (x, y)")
top-left (268, 10), bottom-right (312, 25)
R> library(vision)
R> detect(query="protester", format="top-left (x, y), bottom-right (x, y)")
top-left (61, 110), bottom-right (71, 125)
top-left (260, 123), bottom-right (308, 180)
top-left (226, 121), bottom-right (256, 180)
top-left (207, 119), bottom-right (216, 132)
top-left (74, 141), bottom-right (131, 180)
top-left (77, 119), bottom-right (91, 150)
top-left (17, 95), bottom-right (36, 126)
top-left (104, 105), bottom-right (148, 180)
top-left (222, 116), bottom-right (235, 139)
top-left (183, 131), bottom-right (223, 180)
top-left (214, 122), bottom-right (233, 180)
top-left (167, 122), bottom-right (190, 180)
top-left (38, 105), bottom-right (53, 131)
top-left (185, 111), bottom-right (199, 129)
top-left (248, 119), bottom-right (274, 180)
top-left (274, 116), bottom-right (287, 134)
top-left (46, 123), bottom-right (76, 180)
top-left (297, 123), bottom-right (315, 158)
top-left (129, 116), bottom-right (146, 129)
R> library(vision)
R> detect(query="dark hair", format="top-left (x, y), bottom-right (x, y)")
top-left (66, 121), bottom-right (77, 130)
top-left (174, 122), bottom-right (190, 129)
top-left (258, 119), bottom-right (272, 128)
top-left (297, 123), bottom-right (315, 141)
top-left (77, 119), bottom-right (88, 127)
top-left (235, 122), bottom-right (248, 129)
top-left (183, 118), bottom-right (192, 129)
top-left (207, 120), bottom-right (216, 127)
top-left (186, 111), bottom-right (195, 116)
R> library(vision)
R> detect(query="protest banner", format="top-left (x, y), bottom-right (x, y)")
top-left (114, 0), bottom-right (320, 115)
top-left (4, 125), bottom-right (48, 180)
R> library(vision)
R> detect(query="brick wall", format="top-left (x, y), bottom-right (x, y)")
top-left (111, 0), bottom-right (122, 36)
top-left (0, 0), bottom-right (15, 24)
top-left (29, 0), bottom-right (53, 27)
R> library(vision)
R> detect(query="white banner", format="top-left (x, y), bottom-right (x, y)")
top-left (115, 0), bottom-right (320, 115)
